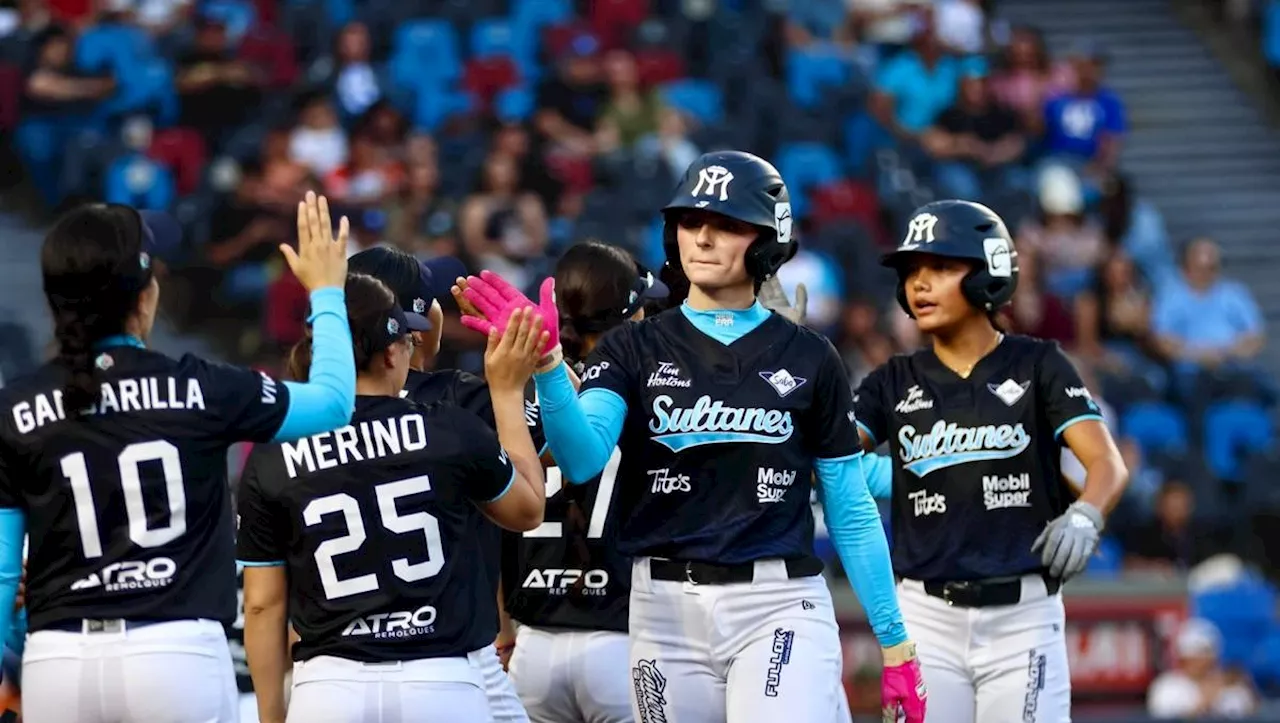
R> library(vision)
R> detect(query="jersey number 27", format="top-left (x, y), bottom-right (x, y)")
top-left (525, 448), bottom-right (621, 540)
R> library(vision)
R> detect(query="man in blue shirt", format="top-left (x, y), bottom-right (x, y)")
top-left (1041, 41), bottom-right (1126, 176)
top-left (1152, 237), bottom-right (1266, 395)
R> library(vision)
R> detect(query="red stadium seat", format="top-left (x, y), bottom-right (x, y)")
top-left (147, 128), bottom-right (207, 196)
top-left (589, 0), bottom-right (649, 47)
top-left (238, 28), bottom-right (299, 89)
top-left (545, 152), bottom-right (594, 194)
top-left (542, 23), bottom-right (593, 61)
top-left (635, 49), bottom-right (684, 86)
top-left (810, 180), bottom-right (887, 244)
top-left (463, 56), bottom-right (520, 109)
top-left (0, 64), bottom-right (21, 132)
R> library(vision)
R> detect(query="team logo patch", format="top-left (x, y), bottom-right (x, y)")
top-left (901, 212), bottom-right (939, 250)
top-left (989, 378), bottom-right (1030, 406)
top-left (632, 660), bottom-right (670, 723)
top-left (774, 202), bottom-right (793, 245)
top-left (387, 318), bottom-right (400, 336)
top-left (984, 237), bottom-right (1015, 278)
top-left (94, 353), bottom-right (114, 371)
top-left (759, 369), bottom-right (806, 398)
top-left (691, 165), bottom-right (733, 201)
top-left (413, 297), bottom-right (427, 313)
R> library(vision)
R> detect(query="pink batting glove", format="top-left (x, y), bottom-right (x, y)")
top-left (460, 271), bottom-right (560, 356)
top-left (881, 650), bottom-right (926, 723)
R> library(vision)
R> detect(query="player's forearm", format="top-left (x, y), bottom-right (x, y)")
top-left (244, 603), bottom-right (290, 722)
top-left (532, 364), bottom-right (623, 483)
top-left (491, 388), bottom-right (545, 501)
top-left (814, 455), bottom-right (908, 647)
top-left (0, 511), bottom-right (25, 653)
top-left (1077, 452), bottom-right (1128, 516)
top-left (274, 287), bottom-right (357, 442)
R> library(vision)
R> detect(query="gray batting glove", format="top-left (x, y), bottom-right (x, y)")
top-left (759, 276), bottom-right (808, 325)
top-left (1030, 501), bottom-right (1104, 580)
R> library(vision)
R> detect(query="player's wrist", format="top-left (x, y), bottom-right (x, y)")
top-left (1068, 500), bottom-right (1105, 531)
top-left (535, 345), bottom-right (564, 374)
top-left (881, 640), bottom-right (917, 666)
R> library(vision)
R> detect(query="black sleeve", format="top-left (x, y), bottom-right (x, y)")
top-left (235, 447), bottom-right (288, 565)
top-left (852, 362), bottom-right (893, 447)
top-left (449, 412), bottom-right (518, 504)
top-left (935, 107), bottom-right (965, 133)
top-left (523, 380), bottom-right (547, 453)
top-left (804, 339), bottom-right (863, 460)
top-left (191, 356), bottom-right (291, 443)
top-left (0, 440), bottom-right (17, 509)
top-left (579, 325), bottom-right (638, 402)
top-left (1037, 342), bottom-right (1106, 440)
top-left (450, 372), bottom-right (546, 453)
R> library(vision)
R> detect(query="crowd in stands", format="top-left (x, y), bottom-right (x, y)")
top-left (1, 0), bottom-right (1280, 715)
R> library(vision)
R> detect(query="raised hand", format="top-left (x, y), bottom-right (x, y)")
top-left (484, 308), bottom-right (549, 395)
top-left (280, 191), bottom-right (349, 292)
top-left (460, 271), bottom-right (560, 356)
top-left (759, 276), bottom-right (808, 325)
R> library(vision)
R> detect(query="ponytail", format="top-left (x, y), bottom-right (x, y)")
top-left (53, 306), bottom-right (101, 411)
top-left (287, 328), bottom-right (314, 382)
top-left (559, 315), bottom-right (585, 364)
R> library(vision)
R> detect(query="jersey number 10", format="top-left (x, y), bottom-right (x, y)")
top-left (305, 475), bottom-right (445, 601)
top-left (524, 448), bottom-right (621, 540)
top-left (60, 441), bottom-right (187, 560)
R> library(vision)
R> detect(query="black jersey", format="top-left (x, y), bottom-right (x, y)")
top-left (853, 335), bottom-right (1104, 582)
top-left (0, 347), bottom-right (289, 631)
top-left (580, 309), bottom-right (860, 564)
top-left (402, 368), bottom-right (544, 641)
top-left (235, 395), bottom-right (515, 663)
top-left (501, 447), bottom-right (629, 633)
top-left (230, 565), bottom-right (251, 693)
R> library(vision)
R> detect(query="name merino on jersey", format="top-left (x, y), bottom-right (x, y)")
top-left (280, 413), bottom-right (428, 478)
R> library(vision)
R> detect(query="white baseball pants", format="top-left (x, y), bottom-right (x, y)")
top-left (287, 651), bottom-right (492, 723)
top-left (475, 642), bottom-right (530, 723)
top-left (897, 576), bottom-right (1072, 723)
top-left (508, 626), bottom-right (632, 723)
top-left (22, 618), bottom-right (238, 723)
top-left (628, 558), bottom-right (846, 723)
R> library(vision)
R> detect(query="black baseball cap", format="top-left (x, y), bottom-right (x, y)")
top-left (621, 261), bottom-right (669, 319)
top-left (348, 247), bottom-right (467, 329)
top-left (360, 301), bottom-right (433, 355)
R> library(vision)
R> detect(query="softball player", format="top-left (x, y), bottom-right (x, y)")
top-left (0, 192), bottom-right (357, 723)
top-left (463, 151), bottom-right (927, 723)
top-left (237, 276), bottom-right (548, 723)
top-left (854, 200), bottom-right (1129, 723)
top-left (495, 241), bottom-right (668, 723)
top-left (349, 245), bottom-right (542, 723)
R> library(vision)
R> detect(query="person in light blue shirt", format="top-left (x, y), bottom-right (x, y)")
top-left (1152, 237), bottom-right (1266, 396)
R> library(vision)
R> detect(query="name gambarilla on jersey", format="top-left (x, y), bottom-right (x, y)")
top-left (898, 420), bottom-right (1031, 477)
top-left (648, 394), bottom-right (792, 452)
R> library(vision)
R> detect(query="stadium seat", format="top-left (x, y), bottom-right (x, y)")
top-left (1119, 401), bottom-right (1189, 456)
top-left (238, 28), bottom-right (299, 89)
top-left (775, 142), bottom-right (842, 219)
top-left (462, 57), bottom-right (521, 108)
top-left (659, 79), bottom-right (723, 126)
top-left (148, 128), bottom-right (208, 197)
top-left (512, 0), bottom-right (573, 28)
top-left (810, 179), bottom-right (881, 235)
top-left (409, 84), bottom-right (473, 132)
top-left (545, 152), bottom-right (594, 194)
top-left (495, 86), bottom-right (535, 123)
top-left (1084, 536), bottom-right (1123, 578)
top-left (590, 0), bottom-right (651, 48)
top-left (635, 49), bottom-right (685, 86)
top-left (0, 63), bottom-right (20, 132)
top-left (201, 0), bottom-right (257, 43)
top-left (1204, 400), bottom-right (1274, 482)
top-left (785, 46), bottom-right (850, 110)
top-left (390, 20), bottom-right (462, 90)
top-left (104, 153), bottom-right (177, 211)
top-left (76, 23), bottom-right (154, 75)
top-left (472, 18), bottom-right (519, 59)
top-left (1250, 627), bottom-right (1280, 692)
top-left (1265, 0), bottom-right (1280, 68)
top-left (1193, 579), bottom-right (1278, 667)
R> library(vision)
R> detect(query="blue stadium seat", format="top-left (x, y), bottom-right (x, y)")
top-left (1084, 536), bottom-right (1123, 579)
top-left (1193, 579), bottom-right (1277, 667)
top-left (495, 86), bottom-right (534, 123)
top-left (1119, 401), bottom-right (1189, 456)
top-left (390, 20), bottom-right (462, 90)
top-left (105, 154), bottom-right (177, 211)
top-left (107, 58), bottom-right (178, 125)
top-left (511, 0), bottom-right (572, 28)
top-left (1265, 0), bottom-right (1280, 68)
top-left (410, 84), bottom-right (473, 131)
top-left (1251, 627), bottom-right (1280, 692)
top-left (76, 24), bottom-right (154, 75)
top-left (659, 80), bottom-right (723, 126)
top-left (1204, 400), bottom-right (1274, 481)
top-left (200, 0), bottom-right (257, 42)
top-left (472, 18), bottom-right (518, 58)
top-left (785, 46), bottom-right (849, 110)
top-left (775, 142), bottom-right (842, 219)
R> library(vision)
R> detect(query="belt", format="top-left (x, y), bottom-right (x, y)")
top-left (649, 557), bottom-right (823, 585)
top-left (922, 574), bottom-right (1061, 609)
top-left (45, 619), bottom-right (169, 634)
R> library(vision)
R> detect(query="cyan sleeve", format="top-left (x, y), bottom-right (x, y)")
top-left (814, 454), bottom-right (907, 647)
top-left (273, 287), bottom-right (357, 442)
top-left (6, 606), bottom-right (25, 656)
top-left (533, 363), bottom-right (626, 484)
top-left (0, 510), bottom-right (24, 653)
top-left (863, 453), bottom-right (894, 500)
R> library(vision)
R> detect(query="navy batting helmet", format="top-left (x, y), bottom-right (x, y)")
top-left (881, 200), bottom-right (1019, 317)
top-left (661, 150), bottom-right (797, 284)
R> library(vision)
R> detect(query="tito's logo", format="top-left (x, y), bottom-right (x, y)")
top-left (648, 395), bottom-right (792, 452)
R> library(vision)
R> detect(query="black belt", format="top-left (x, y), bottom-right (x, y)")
top-left (44, 619), bottom-right (169, 634)
top-left (922, 574), bottom-right (1061, 609)
top-left (650, 557), bottom-right (823, 585)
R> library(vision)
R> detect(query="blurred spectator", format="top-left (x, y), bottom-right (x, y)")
top-left (989, 25), bottom-right (1075, 132)
top-left (384, 152), bottom-right (460, 259)
top-left (534, 32), bottom-right (605, 157)
top-left (774, 247), bottom-right (845, 335)
top-left (869, 20), bottom-right (971, 141)
top-left (204, 157), bottom-right (300, 303)
top-left (1152, 237), bottom-right (1266, 384)
top-left (1041, 41), bottom-right (1126, 180)
top-left (323, 131), bottom-right (403, 207)
top-left (361, 101), bottom-right (408, 155)
top-left (933, 0), bottom-right (986, 55)
top-left (596, 49), bottom-right (664, 153)
top-left (1147, 618), bottom-right (1259, 718)
top-left (636, 107), bottom-right (702, 186)
top-left (1097, 171), bottom-right (1178, 291)
top-left (849, 0), bottom-right (933, 54)
top-left (176, 16), bottom-right (261, 143)
top-left (118, 0), bottom-right (193, 36)
top-left (1001, 243), bottom-right (1075, 344)
top-left (289, 92), bottom-right (347, 176)
top-left (921, 71), bottom-right (1027, 201)
top-left (460, 152), bottom-right (549, 291)
top-left (0, 0), bottom-right (54, 41)
top-left (1074, 250), bottom-right (1165, 388)
top-left (1017, 165), bottom-right (1107, 299)
top-left (840, 298), bottom-right (896, 388)
top-left (309, 22), bottom-right (384, 123)
top-left (1122, 481), bottom-right (1227, 573)
top-left (16, 27), bottom-right (115, 207)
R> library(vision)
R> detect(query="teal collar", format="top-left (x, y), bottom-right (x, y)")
top-left (678, 301), bottom-right (770, 346)
top-left (93, 335), bottom-right (146, 350)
